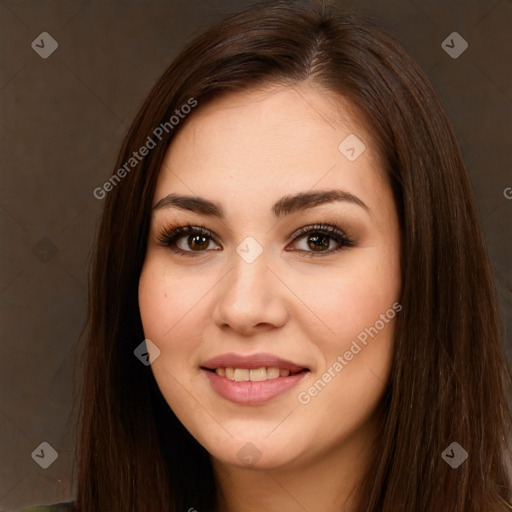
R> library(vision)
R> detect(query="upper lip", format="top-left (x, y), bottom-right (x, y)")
top-left (201, 352), bottom-right (309, 372)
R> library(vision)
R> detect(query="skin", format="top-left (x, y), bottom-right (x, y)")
top-left (138, 83), bottom-right (401, 512)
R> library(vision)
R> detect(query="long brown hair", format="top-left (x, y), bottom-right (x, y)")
top-left (75, 1), bottom-right (512, 510)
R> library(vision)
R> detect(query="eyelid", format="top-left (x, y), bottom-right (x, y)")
top-left (286, 222), bottom-right (355, 256)
top-left (288, 222), bottom-right (350, 242)
top-left (156, 221), bottom-right (355, 256)
top-left (156, 223), bottom-right (220, 247)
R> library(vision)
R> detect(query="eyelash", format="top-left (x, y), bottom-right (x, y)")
top-left (156, 222), bottom-right (355, 258)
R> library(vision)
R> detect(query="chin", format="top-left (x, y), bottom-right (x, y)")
top-left (198, 425), bottom-right (306, 471)
top-left (211, 442), bottom-right (299, 471)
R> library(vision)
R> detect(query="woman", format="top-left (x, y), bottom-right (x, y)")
top-left (19, 0), bottom-right (512, 510)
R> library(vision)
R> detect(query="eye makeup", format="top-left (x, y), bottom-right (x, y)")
top-left (155, 220), bottom-right (356, 258)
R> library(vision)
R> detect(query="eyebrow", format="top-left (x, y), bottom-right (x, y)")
top-left (152, 189), bottom-right (370, 218)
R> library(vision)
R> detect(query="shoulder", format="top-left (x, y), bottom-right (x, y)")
top-left (14, 502), bottom-right (75, 512)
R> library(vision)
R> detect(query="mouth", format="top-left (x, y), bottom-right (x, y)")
top-left (203, 366), bottom-right (308, 381)
top-left (201, 353), bottom-right (310, 405)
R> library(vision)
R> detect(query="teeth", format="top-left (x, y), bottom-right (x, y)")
top-left (266, 367), bottom-right (280, 379)
top-left (249, 368), bottom-right (267, 382)
top-left (214, 366), bottom-right (297, 381)
top-left (234, 368), bottom-right (249, 381)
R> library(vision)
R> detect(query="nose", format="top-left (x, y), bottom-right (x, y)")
top-left (212, 250), bottom-right (289, 336)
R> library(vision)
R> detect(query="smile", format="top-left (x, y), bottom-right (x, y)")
top-left (212, 367), bottom-right (300, 381)
top-left (201, 353), bottom-right (310, 405)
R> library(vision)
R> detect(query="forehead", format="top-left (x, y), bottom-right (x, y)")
top-left (153, 84), bottom-right (386, 213)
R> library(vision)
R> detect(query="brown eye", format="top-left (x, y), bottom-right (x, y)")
top-left (187, 234), bottom-right (210, 251)
top-left (157, 224), bottom-right (221, 255)
top-left (306, 233), bottom-right (330, 251)
top-left (288, 223), bottom-right (355, 256)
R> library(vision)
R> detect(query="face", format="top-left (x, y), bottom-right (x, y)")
top-left (138, 84), bottom-right (401, 472)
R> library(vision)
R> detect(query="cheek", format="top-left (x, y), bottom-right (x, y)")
top-left (138, 259), bottom-right (215, 344)
top-left (137, 261), bottom-right (214, 399)
top-left (291, 250), bottom-right (400, 411)
top-left (290, 256), bottom-right (400, 348)
top-left (138, 261), bottom-right (210, 419)
top-left (295, 282), bottom-right (398, 435)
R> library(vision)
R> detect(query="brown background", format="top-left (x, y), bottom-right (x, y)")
top-left (1, 0), bottom-right (511, 509)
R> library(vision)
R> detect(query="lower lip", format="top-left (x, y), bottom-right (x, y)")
top-left (203, 369), bottom-right (309, 405)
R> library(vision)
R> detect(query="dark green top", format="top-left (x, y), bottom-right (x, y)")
top-left (15, 503), bottom-right (74, 512)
